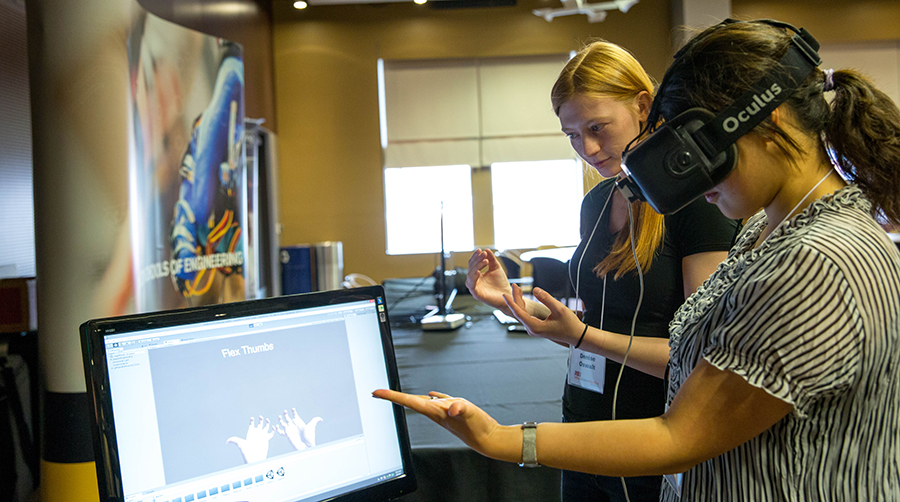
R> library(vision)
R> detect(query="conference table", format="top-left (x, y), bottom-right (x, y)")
top-left (383, 278), bottom-right (569, 502)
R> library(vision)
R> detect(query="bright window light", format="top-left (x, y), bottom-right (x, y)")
top-left (377, 59), bottom-right (388, 149)
top-left (491, 159), bottom-right (582, 250)
top-left (384, 165), bottom-right (475, 255)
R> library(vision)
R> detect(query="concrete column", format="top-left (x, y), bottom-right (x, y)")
top-left (27, 0), bottom-right (135, 499)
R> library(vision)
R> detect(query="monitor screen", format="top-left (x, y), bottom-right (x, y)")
top-left (80, 286), bottom-right (416, 502)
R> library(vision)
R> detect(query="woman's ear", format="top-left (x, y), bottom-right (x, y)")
top-left (635, 90), bottom-right (653, 123)
top-left (769, 106), bottom-right (782, 127)
top-left (766, 104), bottom-right (802, 132)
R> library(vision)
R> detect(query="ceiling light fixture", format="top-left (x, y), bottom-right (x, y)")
top-left (533, 0), bottom-right (638, 23)
top-left (414, 0), bottom-right (427, 4)
top-left (293, 0), bottom-right (308, 9)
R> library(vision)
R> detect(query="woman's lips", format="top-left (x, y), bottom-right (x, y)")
top-left (592, 158), bottom-right (612, 170)
top-left (704, 191), bottom-right (718, 203)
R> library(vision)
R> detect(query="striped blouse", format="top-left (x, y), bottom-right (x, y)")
top-left (662, 185), bottom-right (900, 501)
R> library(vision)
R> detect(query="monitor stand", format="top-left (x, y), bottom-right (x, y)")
top-left (421, 206), bottom-right (465, 331)
top-left (421, 271), bottom-right (465, 331)
top-left (421, 313), bottom-right (466, 331)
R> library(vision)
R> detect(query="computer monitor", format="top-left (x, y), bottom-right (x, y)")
top-left (80, 286), bottom-right (416, 502)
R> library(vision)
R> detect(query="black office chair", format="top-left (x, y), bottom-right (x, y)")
top-left (529, 257), bottom-right (574, 307)
top-left (0, 335), bottom-right (38, 499)
top-left (496, 254), bottom-right (521, 279)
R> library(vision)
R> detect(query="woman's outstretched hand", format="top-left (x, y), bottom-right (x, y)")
top-left (372, 389), bottom-right (510, 459)
top-left (466, 249), bottom-right (514, 314)
top-left (504, 285), bottom-right (583, 346)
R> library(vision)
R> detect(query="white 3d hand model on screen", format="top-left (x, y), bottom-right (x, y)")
top-left (226, 409), bottom-right (324, 463)
top-left (226, 415), bottom-right (275, 463)
top-left (277, 408), bottom-right (323, 450)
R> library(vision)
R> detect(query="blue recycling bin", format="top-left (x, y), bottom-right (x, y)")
top-left (280, 245), bottom-right (314, 294)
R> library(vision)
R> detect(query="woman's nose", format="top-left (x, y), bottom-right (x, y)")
top-left (581, 136), bottom-right (602, 157)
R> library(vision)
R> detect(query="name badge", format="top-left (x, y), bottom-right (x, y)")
top-left (567, 347), bottom-right (605, 393)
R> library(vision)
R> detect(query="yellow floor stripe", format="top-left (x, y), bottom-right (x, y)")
top-left (40, 460), bottom-right (99, 502)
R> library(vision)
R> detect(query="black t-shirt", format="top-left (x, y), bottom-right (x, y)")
top-left (563, 178), bottom-right (740, 422)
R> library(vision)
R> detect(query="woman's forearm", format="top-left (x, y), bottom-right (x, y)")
top-left (578, 327), bottom-right (670, 378)
top-left (485, 418), bottom-right (688, 477)
top-left (479, 360), bottom-right (791, 477)
top-left (536, 419), bottom-right (689, 476)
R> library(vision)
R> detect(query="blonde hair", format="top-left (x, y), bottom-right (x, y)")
top-left (552, 41), bottom-right (665, 279)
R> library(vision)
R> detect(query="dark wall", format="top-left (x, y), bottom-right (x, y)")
top-left (139, 0), bottom-right (277, 131)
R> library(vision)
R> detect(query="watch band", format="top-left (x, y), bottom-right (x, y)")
top-left (519, 421), bottom-right (540, 467)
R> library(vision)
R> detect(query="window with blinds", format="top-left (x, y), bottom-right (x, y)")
top-left (0, 1), bottom-right (36, 278)
top-left (379, 54), bottom-right (574, 168)
top-left (378, 54), bottom-right (582, 255)
top-left (383, 165), bottom-right (474, 255)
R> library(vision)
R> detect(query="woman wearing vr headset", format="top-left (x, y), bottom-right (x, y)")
top-left (376, 19), bottom-right (900, 501)
top-left (464, 41), bottom-right (738, 502)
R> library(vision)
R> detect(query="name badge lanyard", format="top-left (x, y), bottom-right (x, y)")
top-left (570, 185), bottom-right (684, 495)
top-left (567, 186), bottom-right (614, 394)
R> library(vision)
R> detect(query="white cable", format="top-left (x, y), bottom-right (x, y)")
top-left (570, 186), bottom-right (616, 308)
top-left (568, 184), bottom-right (638, 502)
top-left (612, 199), bottom-right (643, 502)
top-left (765, 170), bottom-right (833, 244)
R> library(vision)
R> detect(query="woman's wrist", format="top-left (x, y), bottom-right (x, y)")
top-left (484, 424), bottom-right (529, 464)
top-left (573, 323), bottom-right (589, 349)
top-left (482, 288), bottom-right (512, 311)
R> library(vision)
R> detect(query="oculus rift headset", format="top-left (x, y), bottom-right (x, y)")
top-left (616, 19), bottom-right (823, 215)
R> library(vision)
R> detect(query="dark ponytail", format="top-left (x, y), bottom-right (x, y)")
top-left (825, 70), bottom-right (900, 226)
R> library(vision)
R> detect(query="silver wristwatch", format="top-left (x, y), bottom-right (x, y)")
top-left (519, 421), bottom-right (540, 467)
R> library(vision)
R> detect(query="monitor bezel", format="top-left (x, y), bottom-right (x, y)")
top-left (80, 285), bottom-right (416, 502)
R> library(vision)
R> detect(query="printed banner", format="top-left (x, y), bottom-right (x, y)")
top-left (127, 11), bottom-right (248, 311)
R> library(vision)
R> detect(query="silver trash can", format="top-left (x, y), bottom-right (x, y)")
top-left (314, 241), bottom-right (343, 291)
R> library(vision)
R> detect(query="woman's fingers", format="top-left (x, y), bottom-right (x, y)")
top-left (466, 250), bottom-right (487, 288)
top-left (468, 249), bottom-right (488, 270)
top-left (503, 293), bottom-right (525, 319)
top-left (511, 283), bottom-right (523, 304)
top-left (531, 287), bottom-right (568, 316)
top-left (373, 389), bottom-right (457, 414)
top-left (447, 399), bottom-right (469, 418)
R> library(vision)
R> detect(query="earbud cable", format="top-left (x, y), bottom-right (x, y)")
top-left (570, 186), bottom-right (616, 311)
top-left (613, 198), bottom-right (644, 502)
top-left (568, 182), bottom-right (640, 502)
